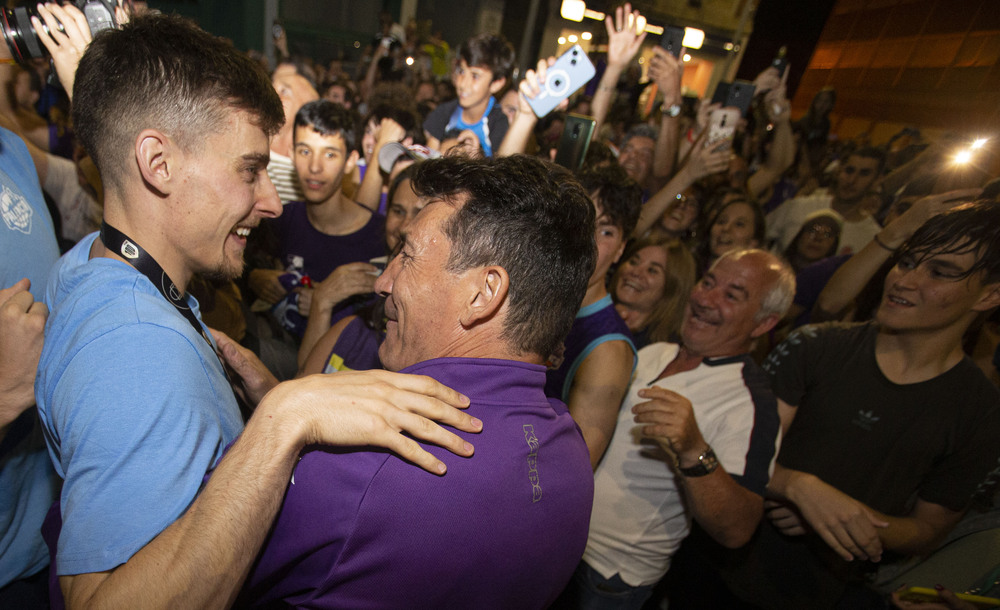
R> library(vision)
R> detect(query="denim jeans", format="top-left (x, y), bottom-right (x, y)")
top-left (552, 561), bottom-right (655, 610)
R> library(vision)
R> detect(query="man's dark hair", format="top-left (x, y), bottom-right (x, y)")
top-left (848, 146), bottom-right (887, 177)
top-left (364, 103), bottom-right (424, 146)
top-left (457, 33), bottom-right (515, 85)
top-left (295, 99), bottom-right (358, 152)
top-left (410, 155), bottom-right (596, 358)
top-left (576, 164), bottom-right (642, 237)
top-left (73, 13), bottom-right (283, 191)
top-left (898, 200), bottom-right (1000, 285)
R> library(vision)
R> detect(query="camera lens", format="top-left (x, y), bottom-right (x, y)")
top-left (1, 1), bottom-right (118, 68)
top-left (1, 6), bottom-right (46, 65)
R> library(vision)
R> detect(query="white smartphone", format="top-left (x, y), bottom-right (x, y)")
top-left (527, 45), bottom-right (596, 119)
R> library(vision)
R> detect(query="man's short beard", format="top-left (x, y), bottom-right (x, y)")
top-left (202, 260), bottom-right (246, 284)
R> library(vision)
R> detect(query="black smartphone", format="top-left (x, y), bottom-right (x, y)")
top-left (554, 114), bottom-right (596, 171)
top-left (660, 26), bottom-right (685, 59)
top-left (710, 80), bottom-right (756, 117)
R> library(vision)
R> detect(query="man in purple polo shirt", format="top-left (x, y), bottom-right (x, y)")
top-left (238, 155), bottom-right (597, 608)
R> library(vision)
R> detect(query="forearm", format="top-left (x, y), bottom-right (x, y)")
top-left (683, 470), bottom-right (764, 548)
top-left (813, 230), bottom-right (900, 319)
top-left (298, 305), bottom-right (334, 370)
top-left (634, 164), bottom-right (696, 237)
top-left (652, 112), bottom-right (680, 180)
top-left (496, 112), bottom-right (536, 157)
top-left (355, 162), bottom-right (383, 212)
top-left (590, 65), bottom-right (623, 139)
top-left (63, 401), bottom-right (304, 609)
top-left (874, 513), bottom-right (943, 555)
top-left (748, 118), bottom-right (793, 199)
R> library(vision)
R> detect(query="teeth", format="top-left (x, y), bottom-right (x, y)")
top-left (235, 227), bottom-right (250, 237)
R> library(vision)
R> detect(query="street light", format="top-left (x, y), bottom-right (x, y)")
top-left (561, 0), bottom-right (585, 21)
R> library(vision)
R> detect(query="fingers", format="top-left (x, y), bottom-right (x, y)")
top-left (366, 370), bottom-right (471, 411)
top-left (34, 3), bottom-right (92, 49)
top-left (816, 513), bottom-right (883, 561)
top-left (0, 278), bottom-right (31, 306)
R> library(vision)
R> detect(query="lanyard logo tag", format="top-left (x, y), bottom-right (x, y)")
top-left (121, 240), bottom-right (140, 259)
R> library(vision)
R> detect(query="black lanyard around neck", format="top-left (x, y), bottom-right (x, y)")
top-left (101, 221), bottom-right (209, 343)
top-left (100, 221), bottom-right (253, 421)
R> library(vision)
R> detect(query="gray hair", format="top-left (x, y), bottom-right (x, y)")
top-left (714, 249), bottom-right (796, 322)
top-left (621, 123), bottom-right (658, 148)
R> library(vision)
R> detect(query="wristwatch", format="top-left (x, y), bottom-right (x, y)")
top-left (664, 103), bottom-right (682, 118)
top-left (679, 446), bottom-right (719, 477)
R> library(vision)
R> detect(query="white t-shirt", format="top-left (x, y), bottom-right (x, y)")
top-left (583, 342), bottom-right (780, 586)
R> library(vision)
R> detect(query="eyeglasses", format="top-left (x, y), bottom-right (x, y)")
top-left (805, 225), bottom-right (836, 240)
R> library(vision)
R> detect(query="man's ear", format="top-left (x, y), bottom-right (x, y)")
top-left (460, 265), bottom-right (509, 327)
top-left (973, 283), bottom-right (1000, 313)
top-left (750, 313), bottom-right (780, 339)
top-left (135, 129), bottom-right (175, 195)
top-left (488, 77), bottom-right (507, 96)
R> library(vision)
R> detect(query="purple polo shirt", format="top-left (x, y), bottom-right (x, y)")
top-left (238, 357), bottom-right (594, 609)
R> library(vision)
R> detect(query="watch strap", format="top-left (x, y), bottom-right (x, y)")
top-left (679, 446), bottom-right (719, 477)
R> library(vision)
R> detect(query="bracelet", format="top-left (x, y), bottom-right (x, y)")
top-left (873, 233), bottom-right (897, 252)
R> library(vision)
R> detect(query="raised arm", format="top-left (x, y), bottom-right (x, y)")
top-left (496, 57), bottom-right (559, 157)
top-left (647, 46), bottom-right (683, 182)
top-left (590, 3), bottom-right (646, 139)
top-left (59, 368), bottom-right (481, 609)
top-left (747, 68), bottom-right (794, 200)
top-left (813, 188), bottom-right (981, 321)
top-left (356, 118), bottom-right (406, 211)
top-left (633, 134), bottom-right (728, 237)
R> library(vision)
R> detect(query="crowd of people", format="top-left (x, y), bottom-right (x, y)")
top-left (2, 2), bottom-right (999, 609)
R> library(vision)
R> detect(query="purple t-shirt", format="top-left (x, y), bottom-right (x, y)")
top-left (238, 357), bottom-right (594, 609)
top-left (271, 201), bottom-right (385, 283)
top-left (268, 201), bottom-right (385, 336)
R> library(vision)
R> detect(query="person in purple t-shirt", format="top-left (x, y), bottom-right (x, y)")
top-left (238, 154), bottom-right (597, 609)
top-left (248, 100), bottom-right (385, 341)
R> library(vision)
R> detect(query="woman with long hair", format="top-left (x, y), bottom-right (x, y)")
top-left (611, 238), bottom-right (697, 349)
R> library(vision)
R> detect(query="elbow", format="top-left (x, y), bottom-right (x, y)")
top-left (715, 521), bottom-right (758, 549)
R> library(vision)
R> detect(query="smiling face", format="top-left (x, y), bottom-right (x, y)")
top-left (614, 245), bottom-right (669, 313)
top-left (374, 200), bottom-right (469, 371)
top-left (618, 135), bottom-right (655, 186)
top-left (293, 126), bottom-right (358, 205)
top-left (452, 60), bottom-right (504, 115)
top-left (710, 201), bottom-right (759, 259)
top-left (173, 110), bottom-right (281, 282)
top-left (681, 252), bottom-right (776, 358)
top-left (877, 248), bottom-right (997, 335)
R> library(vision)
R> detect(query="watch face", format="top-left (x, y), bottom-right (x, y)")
top-left (666, 104), bottom-right (682, 118)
